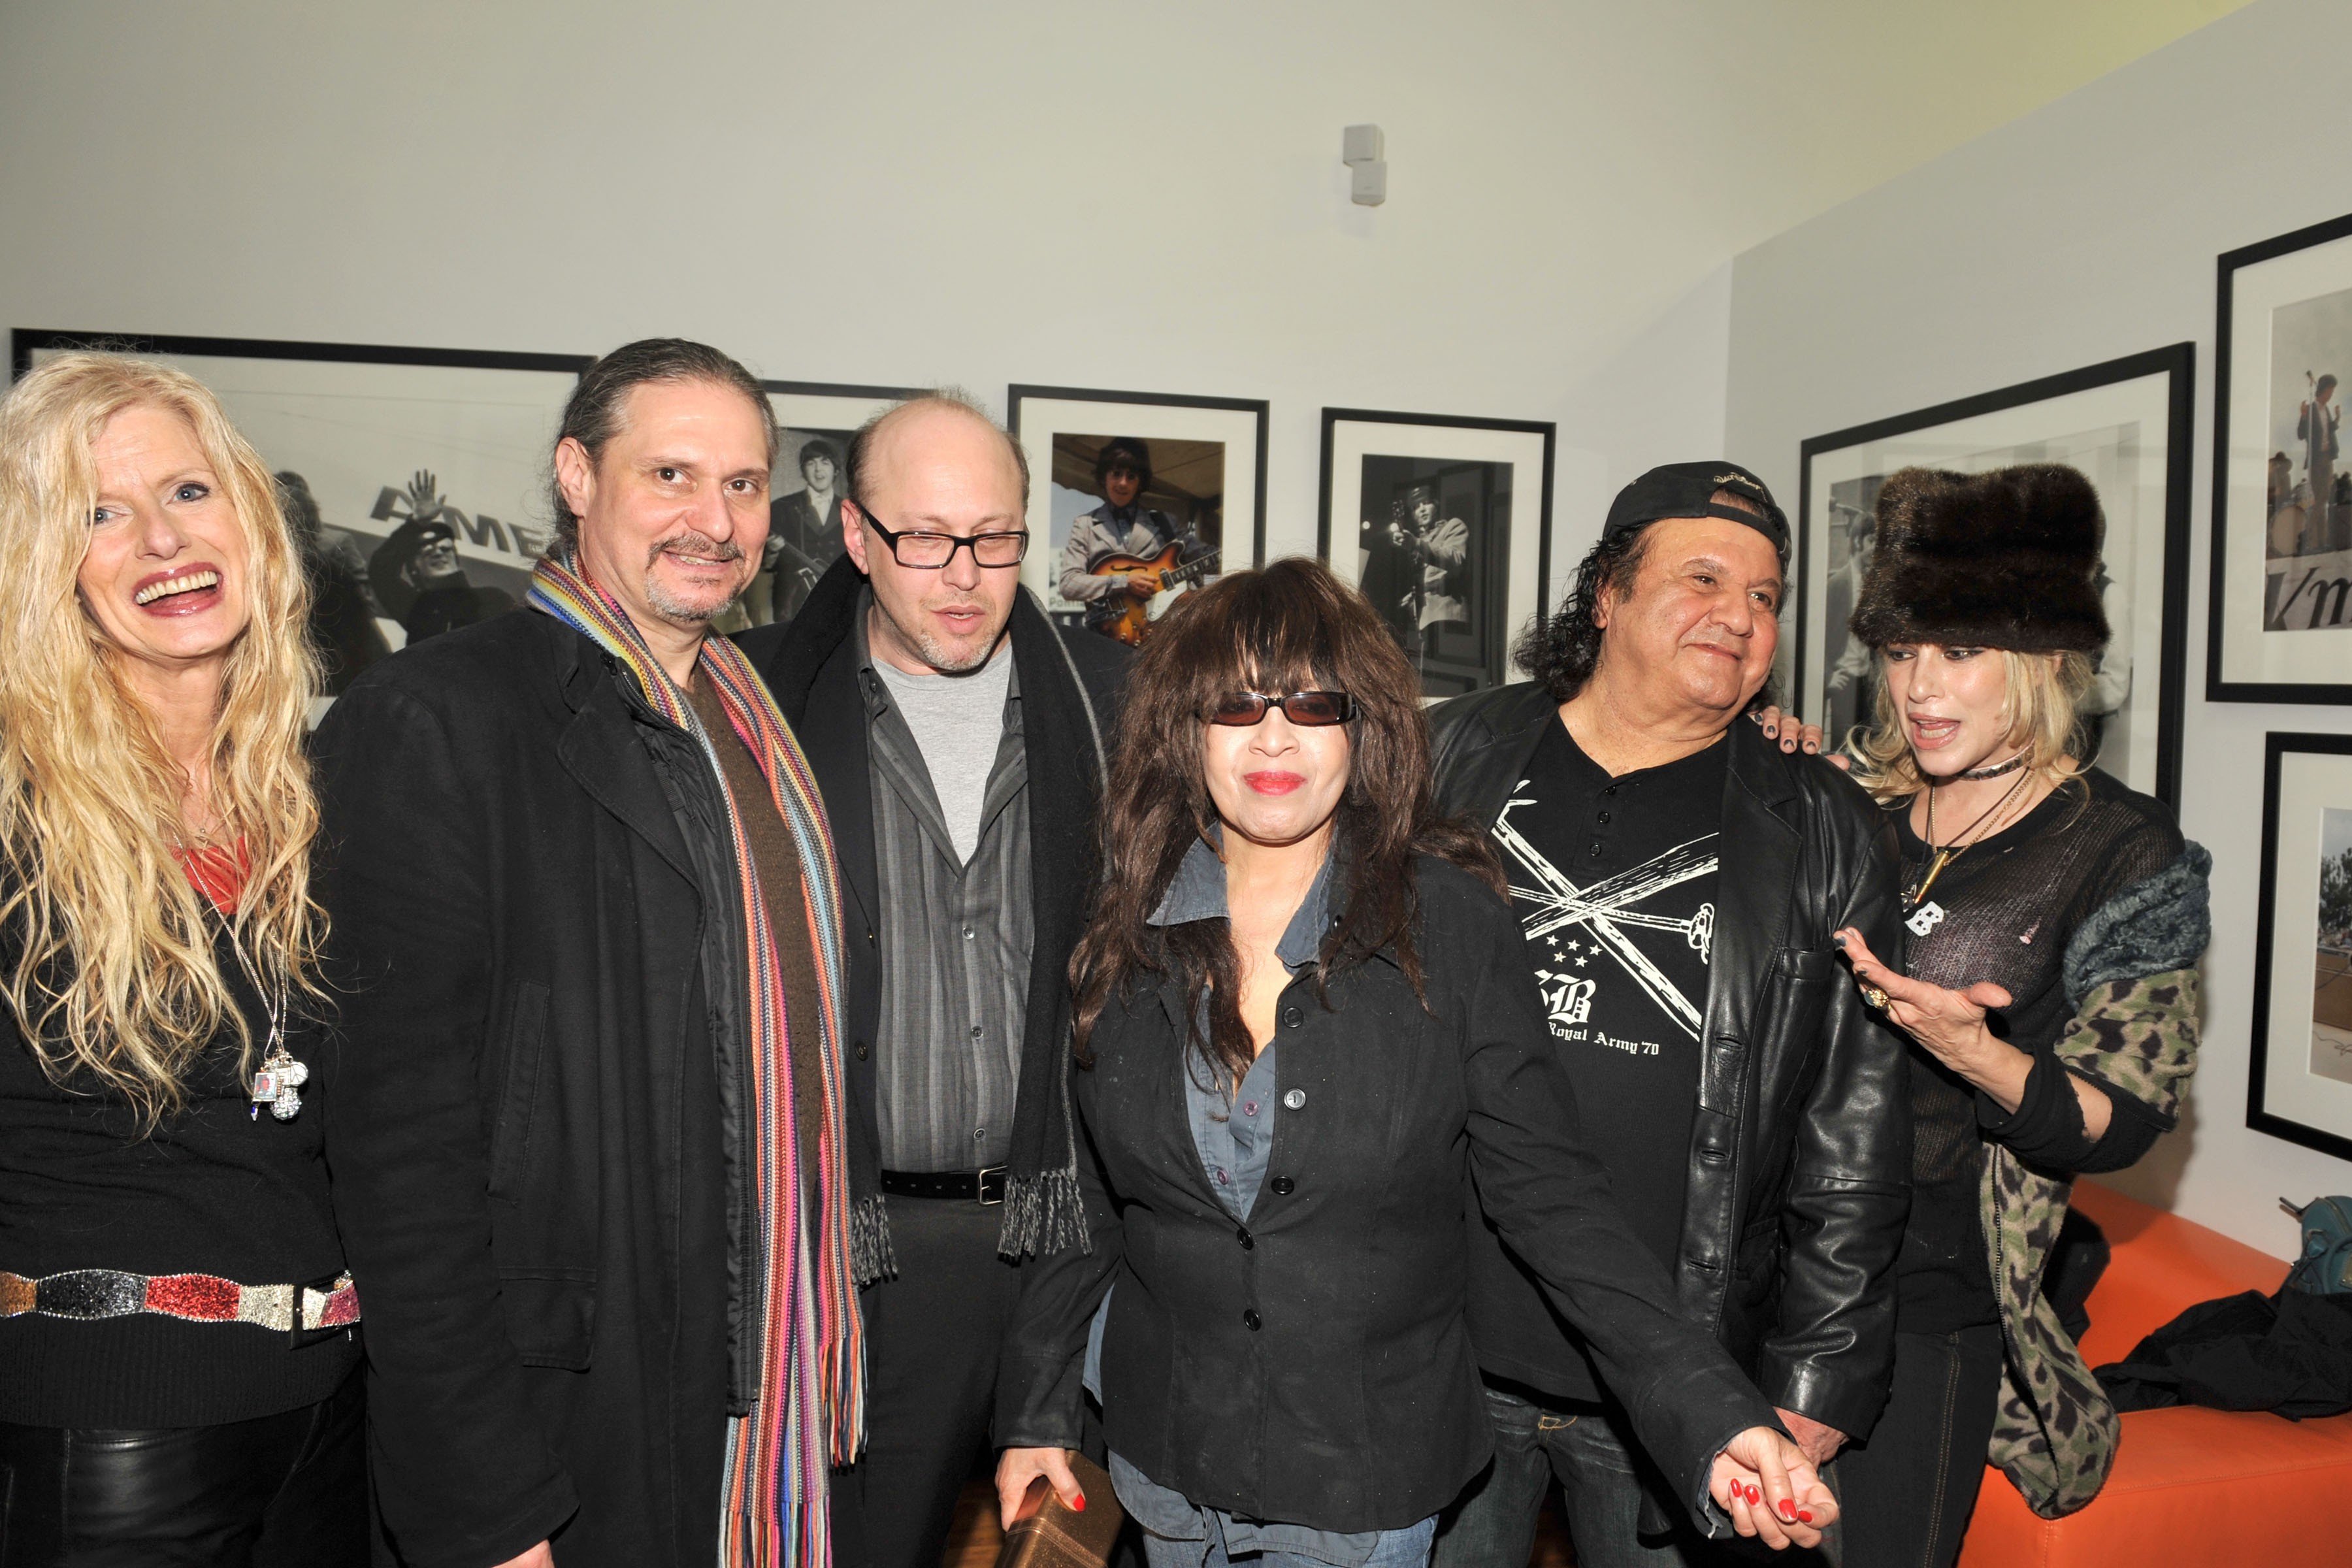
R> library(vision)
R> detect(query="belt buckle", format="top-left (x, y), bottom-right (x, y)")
top-left (977, 1165), bottom-right (1008, 1206)
top-left (290, 1270), bottom-right (359, 1349)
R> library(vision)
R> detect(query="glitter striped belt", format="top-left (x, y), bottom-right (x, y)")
top-left (0, 1267), bottom-right (360, 1346)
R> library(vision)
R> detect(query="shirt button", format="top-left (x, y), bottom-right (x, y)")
top-left (972, 1128), bottom-right (985, 1142)
top-left (1270, 1176), bottom-right (1296, 1196)
top-left (1236, 1226), bottom-right (1253, 1249)
top-left (1281, 1006), bottom-right (1303, 1028)
top-left (963, 928), bottom-right (975, 941)
top-left (1242, 1309), bottom-right (1262, 1331)
top-left (1215, 1168), bottom-right (1230, 1186)
top-left (1597, 811), bottom-right (1611, 825)
top-left (970, 1025), bottom-right (983, 1039)
top-left (1282, 1089), bottom-right (1305, 1110)
top-left (1242, 1100), bottom-right (1260, 1117)
top-left (855, 1041), bottom-right (869, 1060)
top-left (1588, 843), bottom-right (1604, 859)
top-left (1603, 785), bottom-right (1619, 796)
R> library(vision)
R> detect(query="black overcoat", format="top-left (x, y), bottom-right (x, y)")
top-left (315, 609), bottom-right (750, 1568)
top-left (995, 857), bottom-right (1775, 1534)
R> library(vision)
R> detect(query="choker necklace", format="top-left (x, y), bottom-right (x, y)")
top-left (1957, 753), bottom-right (2028, 782)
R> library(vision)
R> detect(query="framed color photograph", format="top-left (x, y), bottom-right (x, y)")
top-left (1008, 384), bottom-right (1267, 637)
top-left (1317, 408), bottom-right (1556, 700)
top-left (744, 379), bottom-right (917, 630)
top-left (2249, 732), bottom-right (2352, 1162)
top-left (12, 329), bottom-right (587, 701)
top-left (2210, 210), bottom-right (2352, 701)
top-left (1795, 345), bottom-right (2193, 808)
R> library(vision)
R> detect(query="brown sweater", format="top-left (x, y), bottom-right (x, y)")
top-left (685, 678), bottom-right (827, 1161)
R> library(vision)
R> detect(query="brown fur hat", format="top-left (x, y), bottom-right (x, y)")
top-left (1848, 464), bottom-right (2109, 653)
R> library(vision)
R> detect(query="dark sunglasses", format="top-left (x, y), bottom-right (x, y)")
top-left (1208, 691), bottom-right (1356, 727)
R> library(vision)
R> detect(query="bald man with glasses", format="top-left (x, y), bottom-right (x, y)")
top-left (737, 390), bottom-right (1128, 1568)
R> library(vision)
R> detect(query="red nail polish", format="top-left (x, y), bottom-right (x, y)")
top-left (1748, 1484), bottom-right (1762, 1505)
top-left (1778, 1500), bottom-right (1796, 1521)
top-left (1799, 1511), bottom-right (1814, 1524)
top-left (1071, 1494), bottom-right (1086, 1512)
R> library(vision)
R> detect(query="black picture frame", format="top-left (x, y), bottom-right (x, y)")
top-left (12, 328), bottom-right (595, 682)
top-left (2249, 730), bottom-right (2352, 1164)
top-left (11, 327), bottom-right (589, 381)
top-left (1794, 344), bottom-right (2194, 809)
top-left (2208, 210), bottom-right (2352, 702)
top-left (1316, 407), bottom-right (1558, 698)
top-left (1006, 384), bottom-right (1271, 620)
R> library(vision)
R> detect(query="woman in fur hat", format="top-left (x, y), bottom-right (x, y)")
top-left (1822, 465), bottom-right (2208, 1565)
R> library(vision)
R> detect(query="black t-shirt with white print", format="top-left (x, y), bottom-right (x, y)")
top-left (1488, 719), bottom-right (1722, 1397)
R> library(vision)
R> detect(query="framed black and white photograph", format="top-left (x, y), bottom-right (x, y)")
top-left (1318, 409), bottom-right (1556, 700)
top-left (2210, 210), bottom-right (2352, 701)
top-left (2248, 732), bottom-right (2352, 1162)
top-left (12, 329), bottom-right (587, 706)
top-left (1008, 384), bottom-right (1267, 643)
top-left (1795, 344), bottom-right (2193, 808)
top-left (740, 379), bottom-right (917, 631)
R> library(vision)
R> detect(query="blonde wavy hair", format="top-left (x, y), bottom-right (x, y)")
top-left (1847, 646), bottom-right (2097, 806)
top-left (0, 352), bottom-right (325, 1120)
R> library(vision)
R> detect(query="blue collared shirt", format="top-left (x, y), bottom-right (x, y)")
top-left (1147, 833), bottom-right (1335, 1220)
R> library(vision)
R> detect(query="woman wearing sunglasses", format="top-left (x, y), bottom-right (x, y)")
top-left (992, 558), bottom-right (1835, 1566)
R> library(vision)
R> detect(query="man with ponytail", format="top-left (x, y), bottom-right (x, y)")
top-left (316, 340), bottom-right (874, 1568)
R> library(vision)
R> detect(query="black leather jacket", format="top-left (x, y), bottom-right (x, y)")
top-left (1429, 683), bottom-right (1912, 1441)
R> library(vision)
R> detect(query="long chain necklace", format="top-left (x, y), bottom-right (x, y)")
top-left (220, 920), bottom-right (304, 1122)
top-left (1903, 767), bottom-right (2032, 915)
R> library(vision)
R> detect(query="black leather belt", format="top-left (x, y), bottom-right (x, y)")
top-left (880, 1166), bottom-right (1007, 1205)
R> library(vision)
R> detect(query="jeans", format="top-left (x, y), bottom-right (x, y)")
top-left (1136, 1511), bottom-right (1437, 1568)
top-left (0, 1369), bottom-right (365, 1568)
top-left (1832, 1325), bottom-right (2004, 1568)
top-left (1433, 1385), bottom-right (1708, 1568)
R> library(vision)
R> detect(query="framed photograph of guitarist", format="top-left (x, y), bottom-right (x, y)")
top-left (1009, 384), bottom-right (1269, 643)
top-left (1318, 408), bottom-right (1556, 699)
top-left (743, 379), bottom-right (922, 630)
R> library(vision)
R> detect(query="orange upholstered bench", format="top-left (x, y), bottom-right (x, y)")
top-left (1956, 1181), bottom-right (2352, 1567)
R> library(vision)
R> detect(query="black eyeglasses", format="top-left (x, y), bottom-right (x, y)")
top-left (855, 504), bottom-right (1028, 569)
top-left (1207, 691), bottom-right (1356, 727)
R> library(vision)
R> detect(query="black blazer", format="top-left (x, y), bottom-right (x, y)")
top-left (315, 610), bottom-right (749, 1568)
top-left (996, 857), bottom-right (1773, 1534)
top-left (1429, 683), bottom-right (1912, 1440)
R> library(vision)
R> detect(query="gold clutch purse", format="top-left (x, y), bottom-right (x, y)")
top-left (995, 1453), bottom-right (1125, 1568)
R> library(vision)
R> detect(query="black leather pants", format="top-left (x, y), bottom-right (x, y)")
top-left (0, 1369), bottom-right (365, 1568)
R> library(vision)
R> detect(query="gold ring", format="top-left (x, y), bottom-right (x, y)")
top-left (1860, 985), bottom-right (1890, 1010)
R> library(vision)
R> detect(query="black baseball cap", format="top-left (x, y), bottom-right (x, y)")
top-left (1601, 461), bottom-right (1789, 557)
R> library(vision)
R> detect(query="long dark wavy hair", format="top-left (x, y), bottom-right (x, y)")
top-left (1069, 557), bottom-right (1502, 1086)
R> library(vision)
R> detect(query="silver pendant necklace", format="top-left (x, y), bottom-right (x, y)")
top-left (226, 929), bottom-right (304, 1121)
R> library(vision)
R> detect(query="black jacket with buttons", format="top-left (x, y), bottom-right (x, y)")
top-left (1429, 683), bottom-right (1912, 1442)
top-left (995, 857), bottom-right (1776, 1533)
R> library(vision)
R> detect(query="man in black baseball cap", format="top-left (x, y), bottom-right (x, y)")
top-left (1424, 461), bottom-right (1906, 1566)
top-left (1599, 459), bottom-right (1790, 557)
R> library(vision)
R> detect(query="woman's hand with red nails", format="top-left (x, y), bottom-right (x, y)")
top-left (994, 1447), bottom-right (1086, 1531)
top-left (1710, 1427), bottom-right (1837, 1550)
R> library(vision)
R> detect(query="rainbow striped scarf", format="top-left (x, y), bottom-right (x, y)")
top-left (527, 554), bottom-right (864, 1568)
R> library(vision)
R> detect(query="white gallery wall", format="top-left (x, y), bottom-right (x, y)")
top-left (0, 0), bottom-right (1749, 592)
top-left (0, 1), bottom-right (2240, 617)
top-left (1726, 0), bottom-right (2352, 1256)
